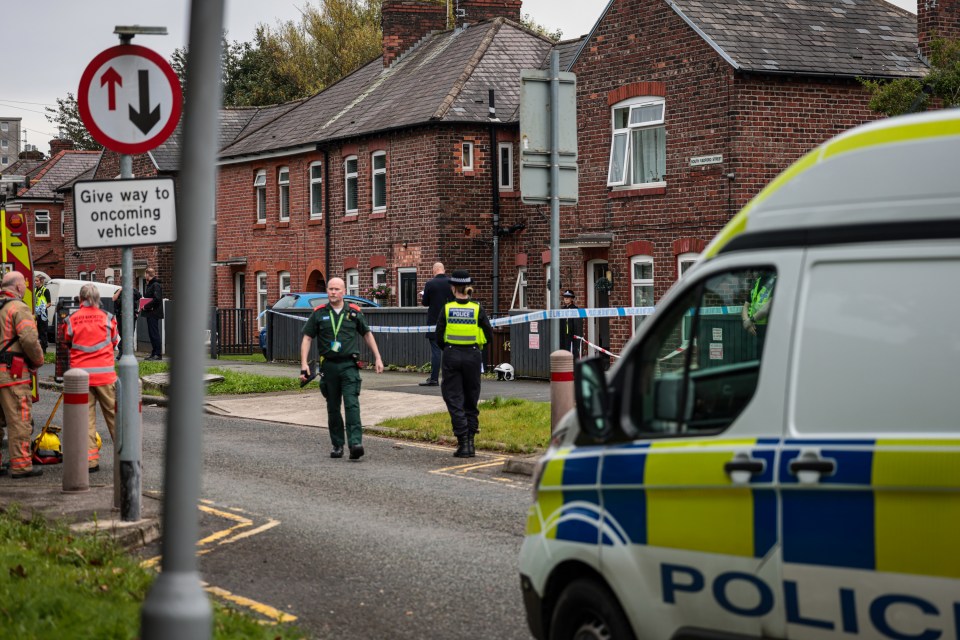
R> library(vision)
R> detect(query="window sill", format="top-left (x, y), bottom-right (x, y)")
top-left (370, 212), bottom-right (386, 220)
top-left (609, 183), bottom-right (666, 198)
top-left (499, 190), bottom-right (520, 199)
top-left (463, 169), bottom-right (475, 176)
top-left (308, 218), bottom-right (324, 226)
top-left (344, 214), bottom-right (358, 222)
top-left (253, 222), bottom-right (266, 230)
top-left (277, 221), bottom-right (290, 228)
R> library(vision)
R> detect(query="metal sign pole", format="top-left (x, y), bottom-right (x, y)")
top-left (549, 50), bottom-right (561, 353)
top-left (118, 156), bottom-right (141, 522)
top-left (141, 0), bottom-right (223, 637)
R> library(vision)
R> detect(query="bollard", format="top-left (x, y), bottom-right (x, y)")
top-left (550, 350), bottom-right (575, 432)
top-left (62, 368), bottom-right (90, 493)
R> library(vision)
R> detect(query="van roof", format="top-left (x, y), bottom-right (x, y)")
top-left (703, 109), bottom-right (960, 259)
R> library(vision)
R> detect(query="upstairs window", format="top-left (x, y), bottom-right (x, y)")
top-left (498, 143), bottom-right (513, 191)
top-left (372, 151), bottom-right (386, 211)
top-left (310, 162), bottom-right (323, 219)
top-left (608, 97), bottom-right (666, 187)
top-left (344, 156), bottom-right (358, 214)
top-left (0, 122), bottom-right (7, 131)
top-left (278, 167), bottom-right (290, 221)
top-left (462, 142), bottom-right (474, 171)
top-left (254, 170), bottom-right (267, 223)
top-left (35, 210), bottom-right (50, 237)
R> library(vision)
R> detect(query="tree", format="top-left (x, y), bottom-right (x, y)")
top-left (44, 93), bottom-right (101, 151)
top-left (521, 13), bottom-right (562, 42)
top-left (862, 37), bottom-right (960, 115)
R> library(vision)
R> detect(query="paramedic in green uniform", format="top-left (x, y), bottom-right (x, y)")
top-left (300, 277), bottom-right (384, 460)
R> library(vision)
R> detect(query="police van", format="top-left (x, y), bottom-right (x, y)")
top-left (519, 109), bottom-right (960, 640)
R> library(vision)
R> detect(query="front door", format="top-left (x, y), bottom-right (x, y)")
top-left (587, 261), bottom-right (610, 362)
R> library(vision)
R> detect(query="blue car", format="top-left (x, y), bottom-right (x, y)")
top-left (259, 292), bottom-right (380, 356)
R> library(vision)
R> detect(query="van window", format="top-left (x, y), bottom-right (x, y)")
top-left (626, 268), bottom-right (775, 436)
top-left (793, 258), bottom-right (960, 434)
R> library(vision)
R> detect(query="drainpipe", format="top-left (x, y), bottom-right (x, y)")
top-left (489, 89), bottom-right (500, 317)
top-left (321, 146), bottom-right (331, 289)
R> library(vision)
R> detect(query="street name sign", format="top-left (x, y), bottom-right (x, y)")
top-left (73, 178), bottom-right (177, 248)
top-left (78, 44), bottom-right (182, 154)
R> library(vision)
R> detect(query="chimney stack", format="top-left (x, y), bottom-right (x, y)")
top-left (917, 0), bottom-right (960, 60)
top-left (455, 0), bottom-right (522, 29)
top-left (49, 137), bottom-right (75, 157)
top-left (382, 0), bottom-right (448, 68)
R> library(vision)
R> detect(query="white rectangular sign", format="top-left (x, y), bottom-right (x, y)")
top-left (73, 178), bottom-right (177, 249)
top-left (690, 154), bottom-right (723, 167)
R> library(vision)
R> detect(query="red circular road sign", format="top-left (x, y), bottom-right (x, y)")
top-left (78, 44), bottom-right (182, 155)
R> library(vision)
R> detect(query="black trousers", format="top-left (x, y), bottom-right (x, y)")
top-left (440, 346), bottom-right (482, 438)
top-left (147, 316), bottom-right (162, 357)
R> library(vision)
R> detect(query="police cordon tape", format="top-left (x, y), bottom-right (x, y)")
top-left (268, 305), bottom-right (747, 334)
top-left (573, 334), bottom-right (621, 359)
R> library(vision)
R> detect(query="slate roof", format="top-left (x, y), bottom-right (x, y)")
top-left (544, 37), bottom-right (588, 72)
top-left (0, 159), bottom-right (44, 177)
top-left (669, 0), bottom-right (925, 77)
top-left (54, 167), bottom-right (96, 194)
top-left (14, 151), bottom-right (99, 201)
top-left (219, 19), bottom-right (554, 159)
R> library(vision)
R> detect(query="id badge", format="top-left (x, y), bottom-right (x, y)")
top-left (330, 340), bottom-right (342, 353)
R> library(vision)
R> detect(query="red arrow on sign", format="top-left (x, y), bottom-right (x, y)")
top-left (100, 67), bottom-right (122, 111)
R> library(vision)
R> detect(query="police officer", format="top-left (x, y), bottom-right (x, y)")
top-left (61, 284), bottom-right (119, 472)
top-left (559, 289), bottom-right (583, 358)
top-left (741, 271), bottom-right (776, 353)
top-left (300, 277), bottom-right (384, 460)
top-left (435, 270), bottom-right (493, 458)
top-left (0, 272), bottom-right (44, 478)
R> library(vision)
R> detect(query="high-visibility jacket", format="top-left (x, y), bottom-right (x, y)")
top-left (442, 301), bottom-right (487, 346)
top-left (0, 292), bottom-right (44, 388)
top-left (747, 275), bottom-right (776, 326)
top-left (62, 305), bottom-right (118, 386)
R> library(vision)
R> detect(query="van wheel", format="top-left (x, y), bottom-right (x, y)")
top-left (548, 578), bottom-right (635, 640)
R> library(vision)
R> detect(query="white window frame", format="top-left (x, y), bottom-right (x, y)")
top-left (256, 272), bottom-right (268, 329)
top-left (279, 271), bottom-right (291, 298)
top-left (462, 142), bottom-right (474, 172)
top-left (0, 140), bottom-right (7, 150)
top-left (254, 170), bottom-right (267, 223)
top-left (372, 267), bottom-right (387, 288)
top-left (371, 151), bottom-right (387, 212)
top-left (344, 156), bottom-right (358, 215)
top-left (607, 96), bottom-right (666, 188)
top-left (677, 252), bottom-right (698, 279)
top-left (79, 271), bottom-right (88, 281)
top-left (0, 122), bottom-right (7, 132)
top-left (34, 210), bottom-right (50, 237)
top-left (398, 267), bottom-right (418, 307)
top-left (278, 167), bottom-right (290, 222)
top-left (498, 142), bottom-right (513, 191)
top-left (309, 162), bottom-right (323, 220)
top-left (345, 269), bottom-right (360, 297)
top-left (517, 267), bottom-right (528, 309)
top-left (630, 256), bottom-right (654, 334)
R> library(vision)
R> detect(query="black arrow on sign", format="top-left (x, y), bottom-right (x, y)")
top-left (129, 70), bottom-right (161, 135)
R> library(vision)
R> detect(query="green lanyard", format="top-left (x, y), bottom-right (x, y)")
top-left (330, 308), bottom-right (346, 340)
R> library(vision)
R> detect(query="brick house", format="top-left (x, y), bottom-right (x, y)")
top-left (563, 0), bottom-right (933, 354)
top-left (214, 0), bottom-right (554, 331)
top-left (5, 141), bottom-right (100, 278)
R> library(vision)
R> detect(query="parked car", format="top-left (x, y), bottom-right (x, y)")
top-left (258, 293), bottom-right (379, 358)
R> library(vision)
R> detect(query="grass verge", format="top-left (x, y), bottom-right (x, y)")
top-left (0, 507), bottom-right (306, 639)
top-left (379, 396), bottom-right (551, 453)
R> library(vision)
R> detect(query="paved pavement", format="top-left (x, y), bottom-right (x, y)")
top-left (1, 356), bottom-right (547, 549)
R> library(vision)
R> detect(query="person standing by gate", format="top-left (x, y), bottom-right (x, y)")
top-left (420, 262), bottom-right (453, 386)
top-left (559, 289), bottom-right (583, 358)
top-left (300, 277), bottom-right (384, 460)
top-left (0, 272), bottom-right (45, 478)
top-left (435, 270), bottom-right (493, 458)
top-left (142, 267), bottom-right (164, 361)
top-left (61, 284), bottom-right (119, 472)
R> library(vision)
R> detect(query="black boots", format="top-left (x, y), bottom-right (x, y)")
top-left (453, 434), bottom-right (476, 458)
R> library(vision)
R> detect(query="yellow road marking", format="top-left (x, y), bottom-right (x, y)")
top-left (203, 583), bottom-right (298, 624)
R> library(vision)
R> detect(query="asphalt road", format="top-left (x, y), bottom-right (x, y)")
top-left (135, 404), bottom-right (536, 639)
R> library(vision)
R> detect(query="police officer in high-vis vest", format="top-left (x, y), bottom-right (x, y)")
top-left (61, 284), bottom-right (119, 472)
top-left (0, 272), bottom-right (45, 478)
top-left (434, 270), bottom-right (493, 458)
top-left (741, 271), bottom-right (776, 354)
top-left (300, 277), bottom-right (384, 461)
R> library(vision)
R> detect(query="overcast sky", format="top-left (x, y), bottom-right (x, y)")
top-left (4, 0), bottom-right (916, 157)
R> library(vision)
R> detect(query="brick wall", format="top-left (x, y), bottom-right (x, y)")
top-left (570, 0), bottom-right (880, 351)
top-left (458, 0), bottom-right (522, 27)
top-left (918, 0), bottom-right (960, 58)
top-left (382, 0), bottom-right (447, 67)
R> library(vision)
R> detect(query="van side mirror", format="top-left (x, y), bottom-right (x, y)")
top-left (574, 356), bottom-right (613, 442)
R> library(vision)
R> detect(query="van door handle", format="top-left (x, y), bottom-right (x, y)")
top-left (724, 460), bottom-right (765, 475)
top-left (788, 460), bottom-right (835, 475)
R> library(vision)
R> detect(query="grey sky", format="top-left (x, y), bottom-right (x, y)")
top-left (3, 0), bottom-right (916, 157)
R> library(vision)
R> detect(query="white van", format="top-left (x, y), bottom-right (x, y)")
top-left (519, 109), bottom-right (960, 640)
top-left (45, 278), bottom-right (121, 339)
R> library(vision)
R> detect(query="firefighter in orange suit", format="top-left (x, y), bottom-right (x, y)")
top-left (60, 284), bottom-right (119, 472)
top-left (0, 271), bottom-right (45, 478)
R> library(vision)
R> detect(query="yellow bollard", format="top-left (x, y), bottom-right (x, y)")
top-left (550, 350), bottom-right (574, 433)
top-left (62, 368), bottom-right (90, 493)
